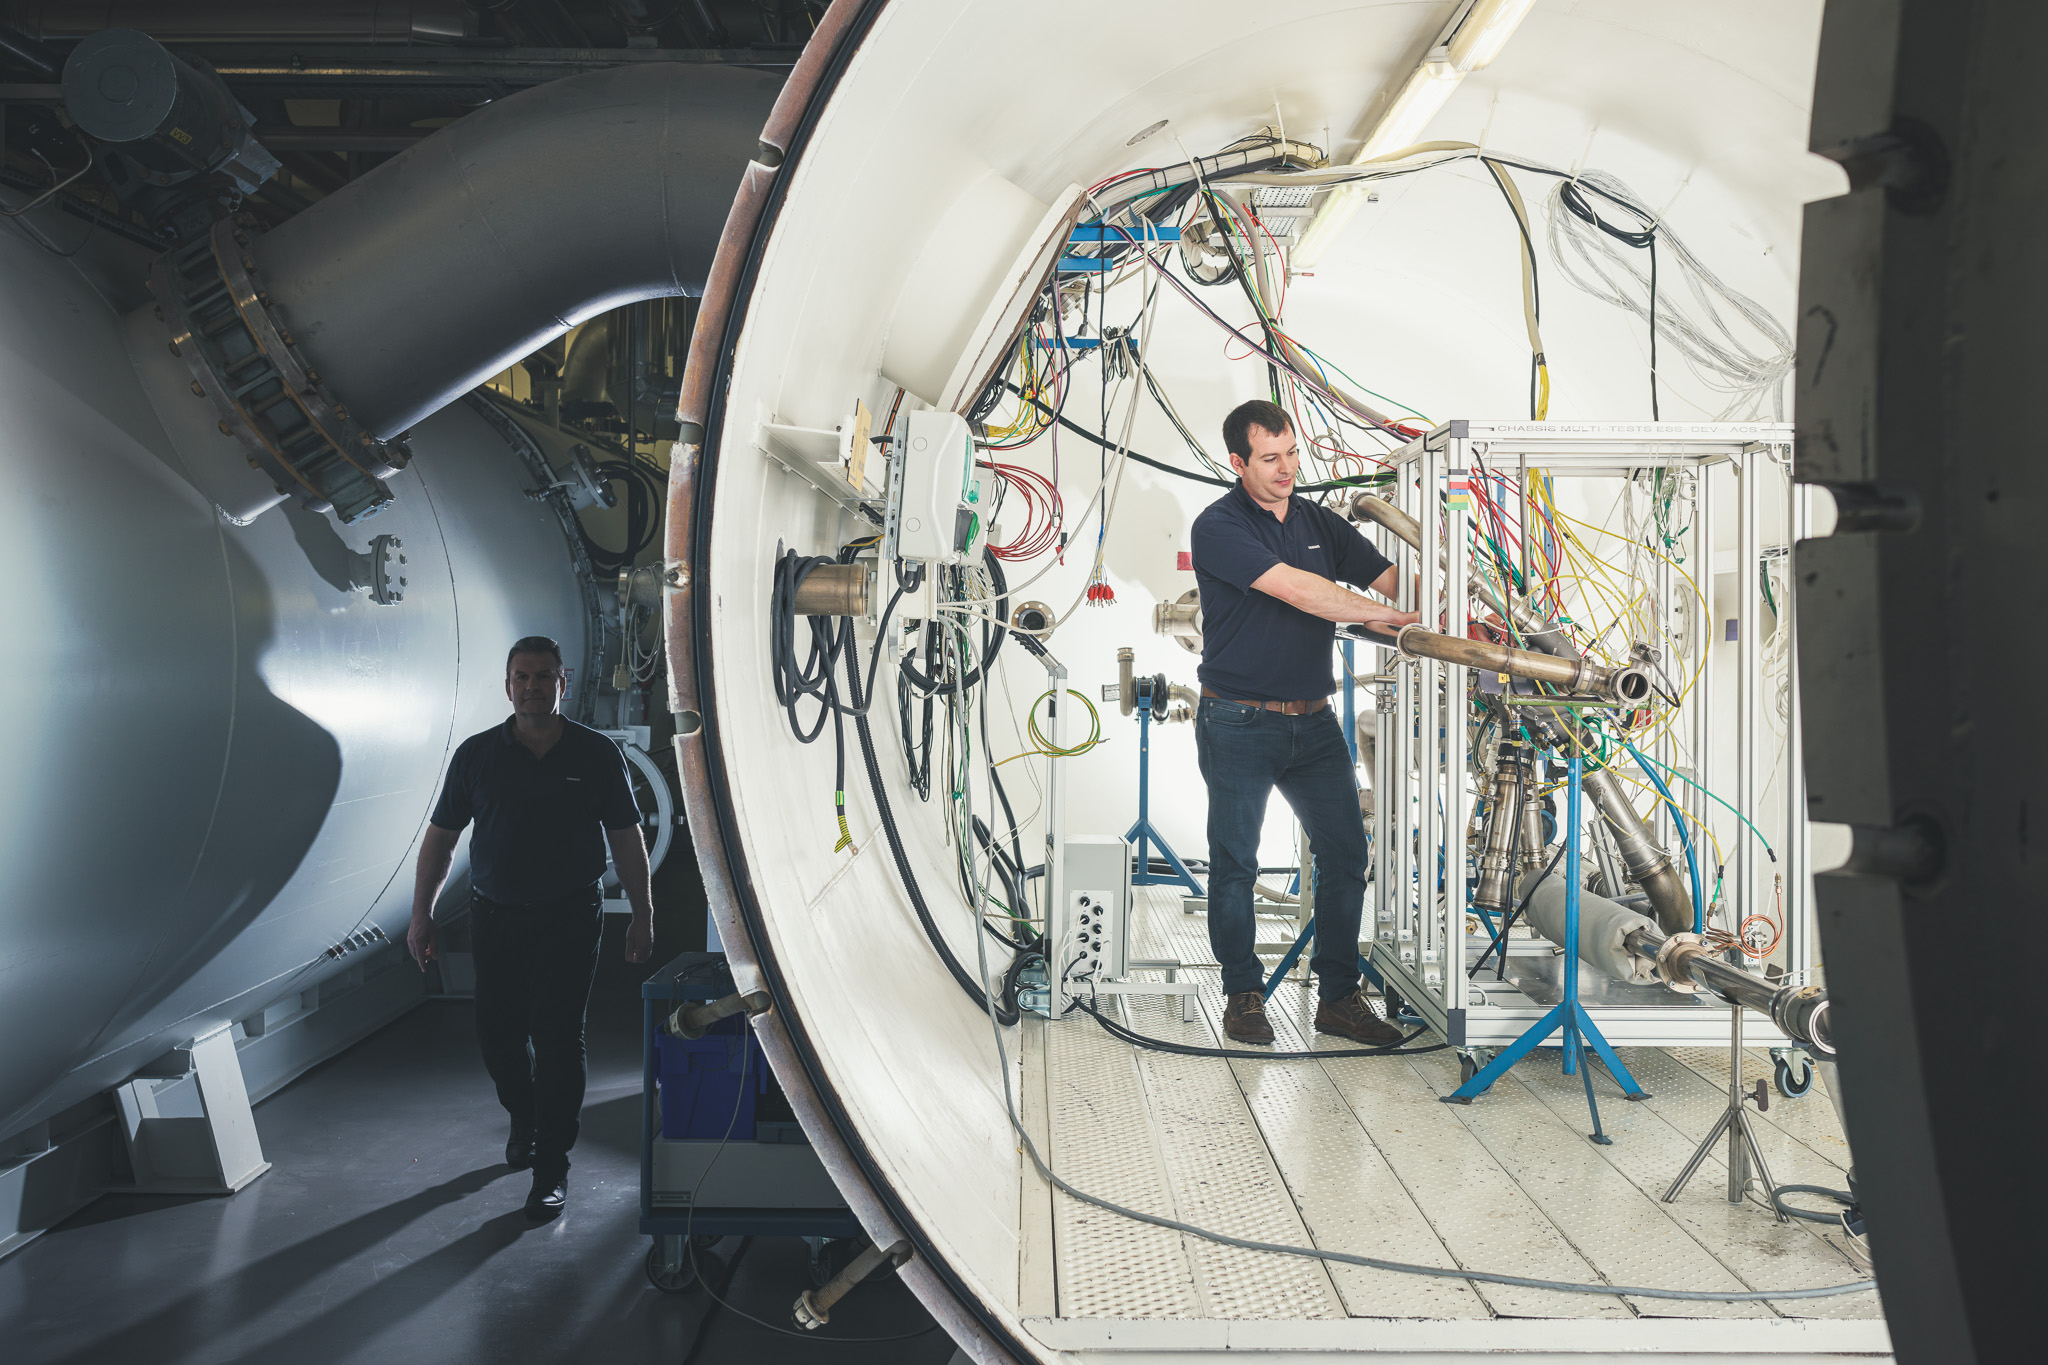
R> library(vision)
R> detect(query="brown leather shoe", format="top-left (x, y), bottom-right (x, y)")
top-left (1222, 991), bottom-right (1275, 1044)
top-left (1315, 989), bottom-right (1406, 1045)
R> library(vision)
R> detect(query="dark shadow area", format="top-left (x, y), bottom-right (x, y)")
top-left (280, 498), bottom-right (367, 594)
top-left (55, 1189), bottom-right (211, 1230)
top-left (211, 1209), bottom-right (539, 1365)
top-left (0, 920), bottom-right (955, 1365)
top-left (574, 1093), bottom-right (642, 1157)
top-left (29, 1164), bottom-right (516, 1365)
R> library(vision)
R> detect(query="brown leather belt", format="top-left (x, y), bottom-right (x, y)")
top-left (1200, 686), bottom-right (1328, 716)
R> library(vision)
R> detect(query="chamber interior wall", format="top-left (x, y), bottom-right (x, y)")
top-left (703, 0), bottom-right (1837, 1329)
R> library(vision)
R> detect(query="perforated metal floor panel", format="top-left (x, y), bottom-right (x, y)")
top-left (1025, 888), bottom-right (1885, 1329)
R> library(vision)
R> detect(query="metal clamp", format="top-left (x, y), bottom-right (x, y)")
top-left (150, 216), bottom-right (409, 523)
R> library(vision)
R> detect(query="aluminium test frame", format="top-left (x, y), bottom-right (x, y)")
top-left (1360, 421), bottom-right (1808, 1050)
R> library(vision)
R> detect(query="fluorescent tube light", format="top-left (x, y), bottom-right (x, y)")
top-left (1290, 0), bottom-right (1538, 270)
top-left (1448, 0), bottom-right (1538, 71)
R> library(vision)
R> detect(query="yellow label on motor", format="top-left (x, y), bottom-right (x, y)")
top-left (169, 126), bottom-right (193, 145)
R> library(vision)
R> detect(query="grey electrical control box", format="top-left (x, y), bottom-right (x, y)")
top-left (884, 409), bottom-right (987, 566)
top-left (1054, 835), bottom-right (1132, 998)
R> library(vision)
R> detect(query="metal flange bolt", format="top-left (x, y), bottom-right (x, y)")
top-left (664, 989), bottom-right (772, 1041)
top-left (792, 1240), bottom-right (910, 1329)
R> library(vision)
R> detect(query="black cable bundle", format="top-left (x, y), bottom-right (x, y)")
top-left (897, 619), bottom-right (940, 801)
top-left (895, 553), bottom-right (1010, 694)
top-left (1557, 180), bottom-right (1662, 420)
top-left (841, 601), bottom-right (1019, 1027)
top-left (770, 550), bottom-right (871, 851)
top-left (579, 455), bottom-right (664, 572)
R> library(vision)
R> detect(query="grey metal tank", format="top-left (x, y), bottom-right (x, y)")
top-left (0, 60), bottom-right (777, 1140)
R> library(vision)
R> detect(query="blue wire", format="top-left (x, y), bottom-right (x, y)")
top-left (1622, 738), bottom-right (1704, 934)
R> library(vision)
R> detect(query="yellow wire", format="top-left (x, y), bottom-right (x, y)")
top-left (994, 688), bottom-right (1106, 766)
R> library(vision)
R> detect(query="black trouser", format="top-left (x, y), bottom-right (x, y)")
top-left (472, 888), bottom-right (604, 1176)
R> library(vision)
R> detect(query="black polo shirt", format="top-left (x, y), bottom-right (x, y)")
top-left (1190, 482), bottom-right (1395, 702)
top-left (430, 717), bottom-right (641, 905)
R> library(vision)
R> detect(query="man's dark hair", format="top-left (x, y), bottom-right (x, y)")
top-left (1222, 399), bottom-right (1294, 461)
top-left (506, 635), bottom-right (564, 677)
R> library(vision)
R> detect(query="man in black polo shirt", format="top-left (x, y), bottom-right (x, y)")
top-left (407, 635), bottom-right (655, 1218)
top-left (1191, 401), bottom-right (1417, 1045)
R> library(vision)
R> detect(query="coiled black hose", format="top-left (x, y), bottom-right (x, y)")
top-left (1771, 1183), bottom-right (1858, 1225)
top-left (896, 551), bottom-right (1009, 694)
top-left (844, 610), bottom-right (1018, 1027)
top-left (581, 456), bottom-right (662, 572)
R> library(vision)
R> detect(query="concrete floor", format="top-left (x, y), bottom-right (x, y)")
top-left (0, 920), bottom-right (959, 1365)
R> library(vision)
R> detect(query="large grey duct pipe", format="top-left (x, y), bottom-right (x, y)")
top-left (129, 62), bottom-right (781, 525)
top-left (252, 63), bottom-right (780, 439)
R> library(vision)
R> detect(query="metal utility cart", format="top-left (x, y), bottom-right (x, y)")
top-left (639, 952), bottom-right (859, 1292)
top-left (1360, 421), bottom-right (1812, 1057)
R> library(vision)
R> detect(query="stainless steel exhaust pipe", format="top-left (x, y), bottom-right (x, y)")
top-left (1391, 623), bottom-right (1652, 706)
top-left (1349, 492), bottom-right (1691, 932)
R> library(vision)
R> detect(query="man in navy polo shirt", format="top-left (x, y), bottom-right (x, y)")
top-left (1191, 401), bottom-right (1417, 1045)
top-left (407, 635), bottom-right (656, 1218)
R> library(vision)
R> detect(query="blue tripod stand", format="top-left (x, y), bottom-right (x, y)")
top-left (1442, 747), bottom-right (1644, 1137)
top-left (1125, 688), bottom-right (1203, 897)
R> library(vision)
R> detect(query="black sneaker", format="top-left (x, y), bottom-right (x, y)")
top-left (525, 1169), bottom-right (566, 1220)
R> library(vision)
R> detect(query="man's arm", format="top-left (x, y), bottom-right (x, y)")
top-left (1251, 562), bottom-right (1420, 628)
top-left (606, 825), bottom-right (656, 964)
top-left (408, 823), bottom-right (461, 969)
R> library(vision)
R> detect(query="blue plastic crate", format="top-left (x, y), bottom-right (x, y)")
top-left (655, 1014), bottom-right (767, 1139)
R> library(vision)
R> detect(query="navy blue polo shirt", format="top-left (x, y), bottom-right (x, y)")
top-left (1190, 483), bottom-right (1396, 702)
top-left (430, 717), bottom-right (641, 904)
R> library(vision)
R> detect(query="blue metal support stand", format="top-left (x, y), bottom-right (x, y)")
top-left (1442, 748), bottom-right (1644, 1132)
top-left (1260, 915), bottom-right (1392, 1002)
top-left (1126, 707), bottom-right (1203, 895)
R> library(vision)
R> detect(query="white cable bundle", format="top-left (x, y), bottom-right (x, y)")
top-left (1545, 169), bottom-right (1794, 421)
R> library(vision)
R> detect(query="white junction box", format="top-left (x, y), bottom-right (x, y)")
top-left (886, 409), bottom-right (984, 565)
top-left (1054, 835), bottom-right (1132, 997)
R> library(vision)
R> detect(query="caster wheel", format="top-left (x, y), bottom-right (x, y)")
top-left (1459, 1051), bottom-right (1481, 1085)
top-left (1773, 1054), bottom-right (1814, 1099)
top-left (645, 1241), bottom-right (699, 1295)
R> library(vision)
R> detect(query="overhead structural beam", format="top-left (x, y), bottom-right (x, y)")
top-left (194, 44), bottom-right (804, 98)
top-left (253, 126), bottom-right (429, 153)
top-left (1290, 0), bottom-right (1536, 270)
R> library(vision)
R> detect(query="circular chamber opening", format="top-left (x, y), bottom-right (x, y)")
top-left (1616, 669), bottom-right (1652, 702)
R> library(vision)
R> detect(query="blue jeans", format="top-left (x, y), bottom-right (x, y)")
top-left (1195, 698), bottom-right (1366, 1001)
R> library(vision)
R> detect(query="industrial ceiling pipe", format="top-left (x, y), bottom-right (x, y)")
top-left (128, 60), bottom-right (780, 523)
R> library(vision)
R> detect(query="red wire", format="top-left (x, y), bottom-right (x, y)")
top-left (980, 460), bottom-right (1063, 561)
